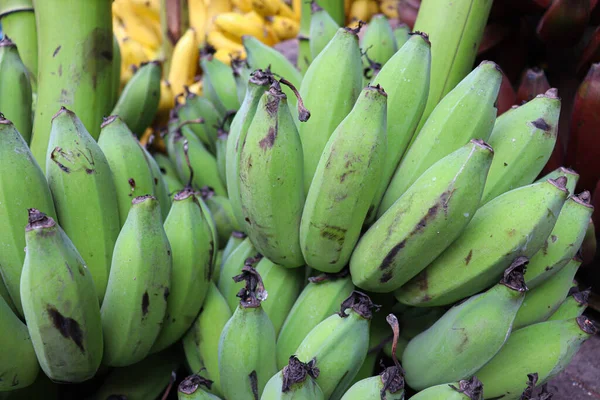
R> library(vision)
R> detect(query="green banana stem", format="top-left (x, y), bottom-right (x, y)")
top-left (160, 0), bottom-right (189, 78)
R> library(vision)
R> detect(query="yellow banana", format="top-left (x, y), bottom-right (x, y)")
top-left (267, 15), bottom-right (299, 40)
top-left (113, 0), bottom-right (161, 51)
top-left (215, 12), bottom-right (276, 45)
top-left (348, 0), bottom-right (371, 24)
top-left (189, 0), bottom-right (207, 44)
top-left (188, 80), bottom-right (204, 96)
top-left (207, 30), bottom-right (245, 53)
top-left (233, 0), bottom-right (254, 12)
top-left (169, 28), bottom-right (199, 97)
top-left (205, 0), bottom-right (234, 34)
top-left (252, 0), bottom-right (296, 19)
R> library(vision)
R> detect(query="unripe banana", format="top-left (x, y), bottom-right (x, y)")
top-left (195, 193), bottom-right (220, 270)
top-left (481, 89), bottom-right (562, 205)
top-left (177, 90), bottom-right (222, 153)
top-left (378, 61), bottom-right (501, 217)
top-left (232, 57), bottom-right (253, 105)
top-left (402, 262), bottom-right (527, 390)
top-left (155, 152), bottom-right (185, 194)
top-left (182, 282), bottom-right (232, 397)
top-left (239, 81), bottom-right (306, 267)
top-left (169, 28), bottom-right (199, 97)
top-left (200, 186), bottom-right (240, 245)
top-left (299, 27), bottom-right (363, 192)
top-left (110, 61), bottom-right (161, 137)
top-left (513, 255), bottom-right (582, 330)
top-left (21, 209), bottom-right (103, 382)
top-left (100, 195), bottom-right (172, 367)
top-left (0, 372), bottom-right (60, 399)
top-left (45, 107), bottom-right (120, 302)
top-left (308, 2), bottom-right (339, 60)
top-left (261, 356), bottom-right (324, 400)
top-left (0, 294), bottom-right (39, 391)
top-left (226, 69), bottom-right (273, 230)
top-left (351, 139), bottom-right (493, 292)
top-left (141, 144), bottom-right (172, 221)
top-left (366, 32), bottom-right (431, 223)
top-left (216, 130), bottom-right (228, 185)
top-left (524, 192), bottom-right (593, 288)
top-left (547, 286), bottom-right (590, 321)
top-left (361, 14), bottom-right (397, 76)
top-left (178, 374), bottom-right (221, 399)
top-left (218, 267), bottom-right (278, 400)
top-left (294, 291), bottom-right (378, 400)
top-left (0, 37), bottom-right (32, 143)
top-left (300, 85), bottom-right (387, 273)
top-left (393, 24), bottom-right (410, 49)
top-left (0, 117), bottom-right (57, 316)
top-left (201, 55), bottom-right (240, 114)
top-left (255, 256), bottom-right (304, 335)
top-left (276, 271), bottom-right (355, 369)
top-left (409, 377), bottom-right (484, 400)
top-left (535, 166), bottom-right (579, 194)
top-left (216, 231), bottom-right (248, 283)
top-left (396, 177), bottom-right (569, 307)
top-left (110, 34), bottom-right (121, 109)
top-left (98, 116), bottom-right (157, 227)
top-left (218, 237), bottom-right (260, 310)
top-left (475, 316), bottom-right (597, 399)
top-left (151, 187), bottom-right (215, 353)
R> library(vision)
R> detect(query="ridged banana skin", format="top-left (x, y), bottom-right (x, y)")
top-left (226, 73), bottom-right (270, 230)
top-left (255, 257), bottom-right (304, 335)
top-left (151, 190), bottom-right (214, 353)
top-left (340, 376), bottom-right (404, 400)
top-left (110, 61), bottom-right (161, 136)
top-left (110, 34), bottom-right (120, 110)
top-left (0, 294), bottom-right (39, 391)
top-left (100, 196), bottom-right (172, 367)
top-left (0, 119), bottom-right (56, 316)
top-left (523, 194), bottom-right (593, 289)
top-left (239, 84), bottom-right (305, 268)
top-left (141, 145), bottom-right (171, 221)
top-left (21, 212), bottom-right (103, 382)
top-left (218, 237), bottom-right (259, 310)
top-left (216, 131), bottom-right (227, 186)
top-left (261, 370), bottom-right (325, 400)
top-left (480, 90), bottom-right (561, 205)
top-left (204, 192), bottom-right (240, 245)
top-left (90, 349), bottom-right (180, 400)
top-left (300, 86), bottom-right (387, 273)
top-left (294, 309), bottom-right (370, 400)
top-left (475, 317), bottom-right (597, 399)
top-left (0, 7), bottom-right (38, 90)
top-left (513, 257), bottom-right (581, 330)
top-left (547, 288), bottom-right (588, 321)
top-left (396, 179), bottom-right (568, 307)
top-left (45, 108), bottom-right (120, 303)
top-left (276, 275), bottom-right (354, 369)
top-left (182, 284), bottom-right (231, 398)
top-left (378, 61), bottom-right (501, 217)
top-left (367, 33), bottom-right (431, 223)
top-left (360, 14), bottom-right (398, 73)
top-left (201, 56), bottom-right (240, 112)
top-left (154, 153), bottom-right (184, 194)
top-left (309, 4), bottom-right (339, 60)
top-left (402, 281), bottom-right (525, 390)
top-left (299, 27), bottom-right (363, 192)
top-left (0, 38), bottom-right (32, 144)
top-left (98, 116), bottom-right (157, 227)
top-left (196, 194), bottom-right (220, 269)
top-left (219, 306), bottom-right (278, 400)
top-left (409, 382), bottom-right (482, 399)
top-left (178, 93), bottom-right (222, 153)
top-left (351, 139), bottom-right (493, 293)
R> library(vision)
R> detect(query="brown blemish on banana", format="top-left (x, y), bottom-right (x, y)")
top-left (249, 370), bottom-right (259, 400)
top-left (50, 147), bottom-right (71, 173)
top-left (259, 127), bottom-right (276, 149)
top-left (465, 250), bottom-right (473, 265)
top-left (319, 224), bottom-right (347, 246)
top-left (47, 305), bottom-right (85, 353)
top-left (531, 118), bottom-right (551, 132)
top-left (83, 28), bottom-right (113, 89)
top-left (339, 170), bottom-right (356, 183)
top-left (380, 270), bottom-right (393, 283)
top-left (53, 46), bottom-right (61, 57)
top-left (141, 292), bottom-right (149, 316)
top-left (163, 287), bottom-right (170, 301)
top-left (128, 178), bottom-right (136, 195)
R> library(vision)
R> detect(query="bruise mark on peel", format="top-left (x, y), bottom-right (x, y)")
top-left (163, 287), bottom-right (170, 301)
top-left (142, 292), bottom-right (149, 316)
top-left (380, 270), bottom-right (393, 283)
top-left (47, 305), bottom-right (85, 353)
top-left (319, 224), bottom-right (347, 246)
top-left (465, 250), bottom-right (473, 265)
top-left (53, 46), bottom-right (61, 57)
top-left (249, 370), bottom-right (258, 400)
top-left (259, 127), bottom-right (276, 149)
top-left (379, 240), bottom-right (406, 271)
top-left (531, 118), bottom-right (551, 132)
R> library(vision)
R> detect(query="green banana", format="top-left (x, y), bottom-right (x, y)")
top-left (402, 262), bottom-right (527, 390)
top-left (151, 187), bottom-right (214, 353)
top-left (239, 80), bottom-right (306, 268)
top-left (195, 192), bottom-right (221, 272)
top-left (178, 374), bottom-right (221, 400)
top-left (217, 237), bottom-right (260, 310)
top-left (300, 85), bottom-right (386, 273)
top-left (255, 256), bottom-right (304, 335)
top-left (201, 55), bottom-right (240, 114)
top-left (294, 291), bottom-right (378, 400)
top-left (0, 37), bottom-right (32, 143)
top-left (100, 195), bottom-right (172, 367)
top-left (0, 117), bottom-right (56, 316)
top-left (0, 0), bottom-right (37, 90)
top-left (1, 372), bottom-right (59, 399)
top-left (98, 115), bottom-right (157, 227)
top-left (110, 61), bottom-right (161, 137)
top-left (413, 0), bottom-right (494, 132)
top-left (351, 139), bottom-right (494, 292)
top-left (182, 282), bottom-right (232, 397)
top-left (481, 89), bottom-right (561, 205)
top-left (475, 316), bottom-right (597, 399)
top-left (155, 152), bottom-right (185, 194)
top-left (232, 57), bottom-right (253, 105)
top-left (110, 34), bottom-right (121, 109)
top-left (90, 349), bottom-right (180, 400)
top-left (45, 107), bottom-right (120, 302)
top-left (31, 0), bottom-right (113, 170)
top-left (215, 231), bottom-right (247, 283)
top-left (261, 356), bottom-right (324, 400)
top-left (309, 2), bottom-right (339, 61)
top-left (226, 69), bottom-right (273, 230)
top-left (21, 209), bottom-right (103, 382)
top-left (299, 27), bottom-right (363, 192)
top-left (396, 177), bottom-right (569, 307)
top-left (378, 61), bottom-right (501, 217)
top-left (200, 186), bottom-right (240, 245)
top-left (141, 143), bottom-right (172, 221)
top-left (535, 166), bottom-right (579, 193)
top-left (396, 306), bottom-right (447, 341)
top-left (513, 255), bottom-right (582, 329)
top-left (176, 91), bottom-right (220, 153)
top-left (409, 377), bottom-right (484, 400)
top-left (340, 314), bottom-right (405, 400)
top-left (393, 24), bottom-right (410, 49)
top-left (361, 14), bottom-right (397, 77)
top-left (315, 0), bottom-right (344, 26)
top-left (276, 270), bottom-right (354, 369)
top-left (218, 267), bottom-right (278, 400)
top-left (216, 129), bottom-right (228, 186)
top-left (0, 294), bottom-right (39, 391)
top-left (524, 191), bottom-right (593, 288)
top-left (547, 287), bottom-right (590, 321)
top-left (297, 0), bottom-right (311, 74)
top-left (366, 32), bottom-right (431, 222)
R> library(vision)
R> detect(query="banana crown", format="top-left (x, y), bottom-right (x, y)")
top-left (281, 356), bottom-right (320, 392)
top-left (337, 291), bottom-right (380, 320)
top-left (178, 374), bottom-right (214, 396)
top-left (233, 263), bottom-right (268, 308)
top-left (449, 376), bottom-right (484, 400)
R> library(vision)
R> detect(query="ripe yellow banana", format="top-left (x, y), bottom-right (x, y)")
top-left (252, 0), bottom-right (296, 19)
top-left (112, 0), bottom-right (161, 51)
top-left (169, 28), bottom-right (199, 97)
top-left (189, 0), bottom-right (208, 44)
top-left (268, 15), bottom-right (300, 40)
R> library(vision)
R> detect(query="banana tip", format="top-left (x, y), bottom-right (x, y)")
top-left (577, 316), bottom-right (598, 335)
top-left (132, 194), bottom-right (156, 205)
top-left (178, 374), bottom-right (213, 395)
top-left (409, 31), bottom-right (431, 46)
top-left (101, 115), bottom-right (119, 128)
top-left (26, 209), bottom-right (54, 231)
top-left (51, 106), bottom-right (70, 122)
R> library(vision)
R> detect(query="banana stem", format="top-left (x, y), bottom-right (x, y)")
top-left (160, 0), bottom-right (189, 78)
top-left (277, 78), bottom-right (311, 121)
